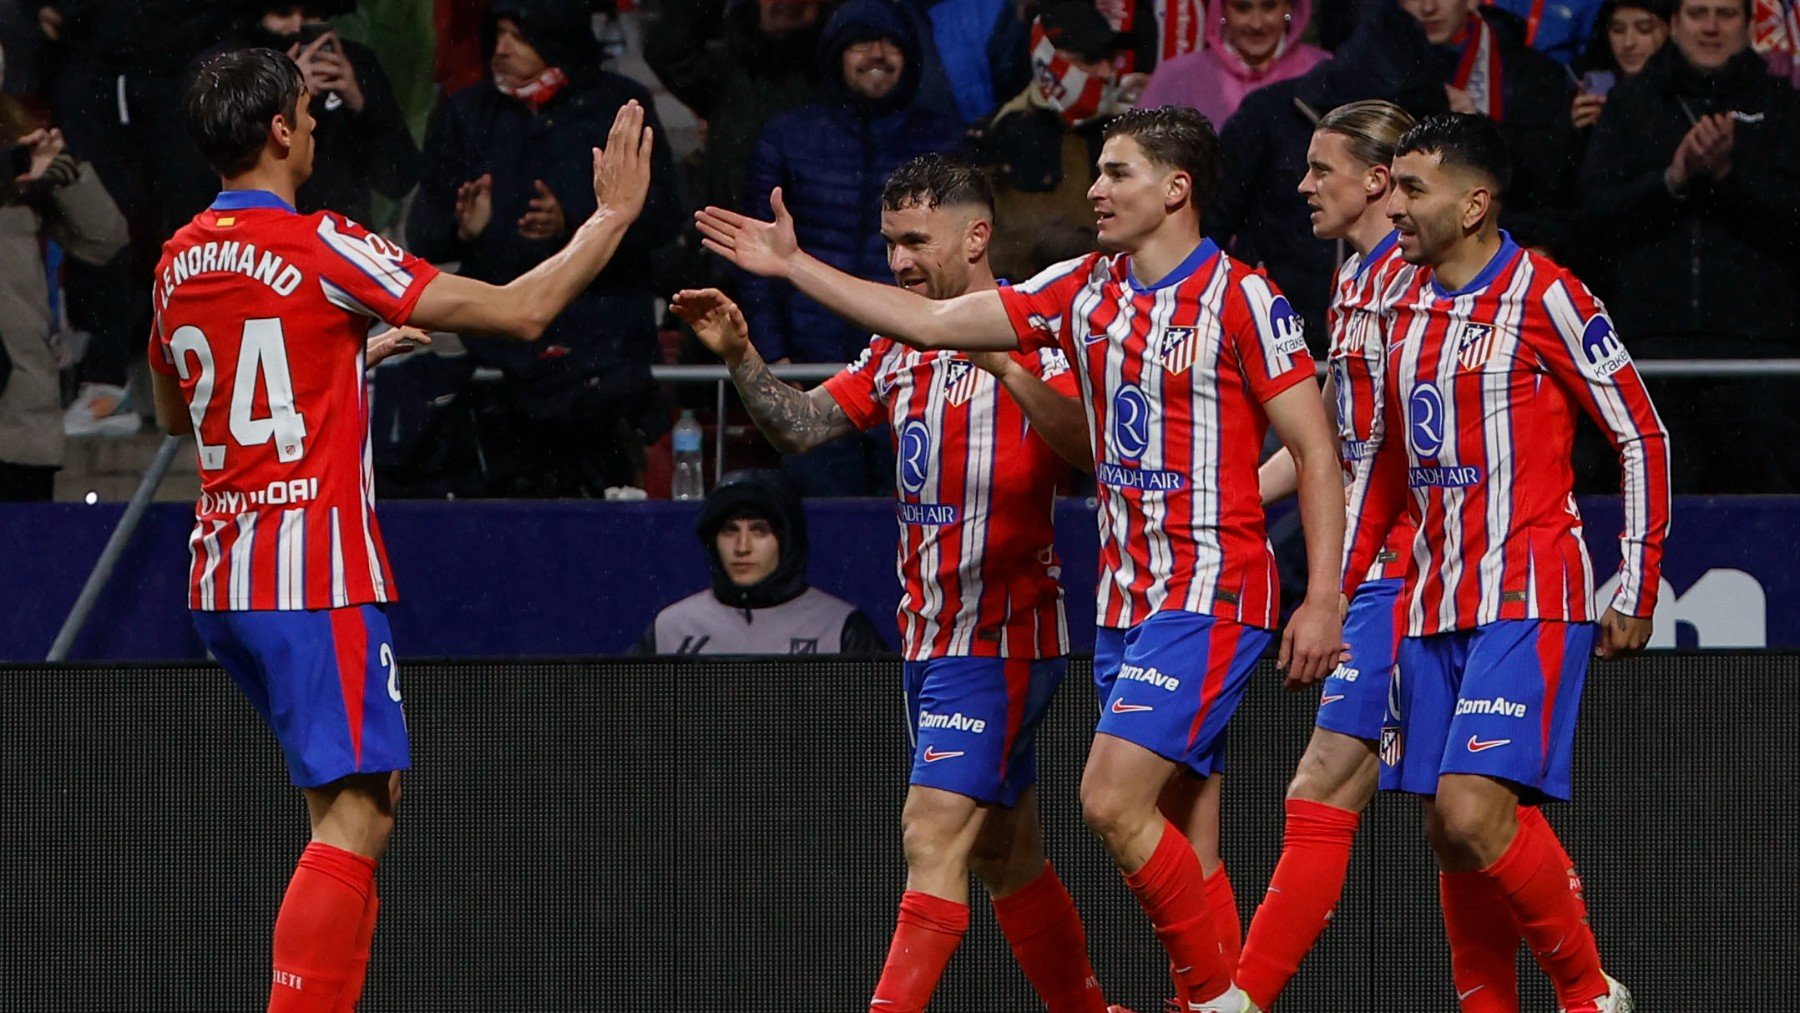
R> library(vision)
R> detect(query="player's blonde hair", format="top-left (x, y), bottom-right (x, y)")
top-left (1316, 101), bottom-right (1416, 171)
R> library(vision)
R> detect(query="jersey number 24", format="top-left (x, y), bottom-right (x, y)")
top-left (169, 318), bottom-right (308, 470)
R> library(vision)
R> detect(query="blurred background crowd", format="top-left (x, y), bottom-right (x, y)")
top-left (0, 0), bottom-right (1794, 504)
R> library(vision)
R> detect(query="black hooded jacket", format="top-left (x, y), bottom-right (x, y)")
top-left (739, 0), bottom-right (964, 364)
top-left (1580, 45), bottom-right (1800, 353)
top-left (632, 470), bottom-right (887, 655)
top-left (408, 0), bottom-right (684, 416)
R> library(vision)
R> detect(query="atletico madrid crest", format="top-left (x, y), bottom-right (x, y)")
top-left (941, 357), bottom-right (981, 407)
top-left (1456, 322), bottom-right (1498, 370)
top-left (1157, 325), bottom-right (1198, 375)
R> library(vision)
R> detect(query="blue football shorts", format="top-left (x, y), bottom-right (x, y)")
top-left (903, 656), bottom-right (1065, 807)
top-left (1315, 577), bottom-right (1404, 742)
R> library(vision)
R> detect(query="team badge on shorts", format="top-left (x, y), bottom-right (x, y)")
top-left (1380, 725), bottom-right (1403, 768)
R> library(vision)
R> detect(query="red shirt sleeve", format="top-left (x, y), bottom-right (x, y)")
top-left (996, 255), bottom-right (1096, 354)
top-left (1230, 270), bottom-right (1316, 402)
top-left (820, 337), bottom-right (891, 432)
top-left (310, 213), bottom-right (441, 326)
top-left (1029, 346), bottom-right (1079, 398)
top-left (1532, 269), bottom-right (1672, 618)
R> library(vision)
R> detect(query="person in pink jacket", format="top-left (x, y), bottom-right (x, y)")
top-left (1139, 0), bottom-right (1329, 131)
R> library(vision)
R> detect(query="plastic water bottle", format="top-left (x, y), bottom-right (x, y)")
top-left (671, 410), bottom-right (705, 500)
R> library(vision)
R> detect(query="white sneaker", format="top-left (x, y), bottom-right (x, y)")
top-left (1186, 985), bottom-right (1260, 1013)
top-left (63, 383), bottom-right (140, 437)
top-left (1559, 973), bottom-right (1634, 1012)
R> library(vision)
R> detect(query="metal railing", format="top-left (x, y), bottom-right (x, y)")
top-left (45, 357), bottom-right (1800, 661)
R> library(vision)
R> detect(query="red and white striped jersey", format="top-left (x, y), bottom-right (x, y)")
top-left (1344, 235), bottom-right (1671, 635)
top-left (1330, 230), bottom-right (1417, 583)
top-left (148, 190), bottom-right (439, 611)
top-left (998, 240), bottom-right (1317, 631)
top-left (824, 336), bottom-right (1077, 660)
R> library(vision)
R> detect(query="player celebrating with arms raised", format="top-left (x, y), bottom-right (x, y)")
top-left (699, 107), bottom-right (1346, 1013)
top-left (674, 154), bottom-right (1110, 1013)
top-left (149, 49), bottom-right (653, 1011)
top-left (1346, 113), bottom-right (1669, 1013)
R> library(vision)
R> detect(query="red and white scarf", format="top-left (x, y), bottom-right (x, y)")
top-left (1030, 20), bottom-right (1115, 125)
top-left (1096, 0), bottom-right (1205, 68)
top-left (495, 65), bottom-right (568, 110)
top-left (1753, 0), bottom-right (1800, 54)
top-left (1452, 14), bottom-right (1504, 120)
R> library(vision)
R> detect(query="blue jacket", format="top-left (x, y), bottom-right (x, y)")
top-left (740, 0), bottom-right (963, 364)
top-left (408, 0), bottom-right (682, 416)
top-left (1487, 0), bottom-right (1607, 66)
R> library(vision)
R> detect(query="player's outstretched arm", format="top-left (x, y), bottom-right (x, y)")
top-left (694, 190), bottom-right (1018, 352)
top-left (409, 101), bottom-right (654, 340)
top-left (1265, 380), bottom-right (1348, 689)
top-left (670, 288), bottom-right (855, 454)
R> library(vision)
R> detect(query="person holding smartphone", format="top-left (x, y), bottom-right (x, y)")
top-left (1570, 0), bottom-right (1672, 129)
top-left (224, 2), bottom-right (420, 227)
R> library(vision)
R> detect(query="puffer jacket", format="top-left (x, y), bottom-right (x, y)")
top-left (739, 0), bottom-right (964, 364)
top-left (0, 161), bottom-right (127, 467)
top-left (408, 0), bottom-right (683, 419)
top-left (1138, 0), bottom-right (1329, 133)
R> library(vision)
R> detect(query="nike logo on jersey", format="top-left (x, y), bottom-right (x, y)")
top-left (921, 747), bottom-right (966, 763)
top-left (1457, 985), bottom-right (1486, 1001)
top-left (1466, 736), bottom-right (1513, 753)
top-left (1320, 694), bottom-right (1346, 705)
top-left (1109, 699), bottom-right (1154, 714)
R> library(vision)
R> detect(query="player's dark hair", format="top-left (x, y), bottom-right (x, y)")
top-left (182, 48), bottom-right (305, 179)
top-left (1100, 105), bottom-right (1221, 213)
top-left (881, 154), bottom-right (996, 217)
top-left (1394, 113), bottom-right (1513, 196)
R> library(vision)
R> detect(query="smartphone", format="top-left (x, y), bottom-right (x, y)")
top-left (5, 143), bottom-right (30, 178)
top-left (297, 20), bottom-right (337, 52)
top-left (1582, 71), bottom-right (1617, 97)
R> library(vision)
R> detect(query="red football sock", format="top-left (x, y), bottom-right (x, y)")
top-left (1236, 799), bottom-right (1360, 1008)
top-left (992, 864), bottom-right (1108, 1013)
top-left (1204, 864), bottom-right (1242, 972)
top-left (1481, 821), bottom-right (1608, 1007)
top-left (333, 891), bottom-right (381, 1013)
top-left (869, 891), bottom-right (970, 1012)
top-left (269, 842), bottom-right (377, 1013)
top-left (1516, 807), bottom-right (1589, 922)
top-left (1439, 870), bottom-right (1521, 1011)
top-left (1122, 822), bottom-right (1231, 1005)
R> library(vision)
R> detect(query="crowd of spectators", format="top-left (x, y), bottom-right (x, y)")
top-left (0, 0), bottom-right (1795, 498)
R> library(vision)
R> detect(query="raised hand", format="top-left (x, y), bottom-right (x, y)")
top-left (455, 173), bottom-right (493, 242)
top-left (518, 179), bottom-right (566, 240)
top-left (12, 127), bottom-right (66, 184)
top-left (592, 100), bottom-right (653, 222)
top-left (671, 287), bottom-right (751, 364)
top-left (302, 38), bottom-right (366, 113)
top-left (694, 186), bottom-right (800, 279)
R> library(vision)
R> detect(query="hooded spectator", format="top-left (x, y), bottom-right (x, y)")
top-left (1206, 2), bottom-right (1446, 343)
top-left (408, 0), bottom-right (683, 497)
top-left (1580, 0), bottom-right (1800, 492)
top-left (1138, 0), bottom-right (1329, 133)
top-left (633, 470), bottom-right (888, 654)
top-left (738, 0), bottom-right (962, 495)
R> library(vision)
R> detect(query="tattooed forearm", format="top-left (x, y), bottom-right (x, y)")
top-left (729, 347), bottom-right (855, 454)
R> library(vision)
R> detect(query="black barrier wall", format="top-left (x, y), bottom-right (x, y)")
top-left (3, 654), bottom-right (1796, 1010)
